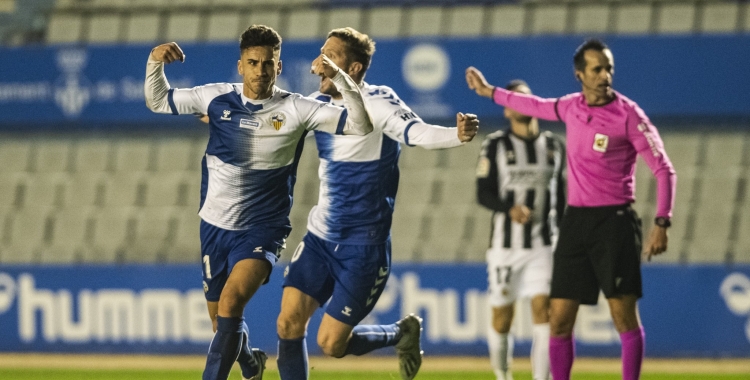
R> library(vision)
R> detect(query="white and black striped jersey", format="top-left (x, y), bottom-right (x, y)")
top-left (476, 130), bottom-right (566, 250)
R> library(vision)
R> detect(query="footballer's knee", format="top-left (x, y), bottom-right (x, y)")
top-left (317, 333), bottom-right (348, 358)
top-left (277, 313), bottom-right (307, 340)
top-left (217, 294), bottom-right (246, 317)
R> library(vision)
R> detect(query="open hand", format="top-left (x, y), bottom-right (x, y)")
top-left (465, 67), bottom-right (494, 98)
top-left (456, 112), bottom-right (479, 142)
top-left (150, 42), bottom-right (185, 64)
top-left (311, 54), bottom-right (341, 79)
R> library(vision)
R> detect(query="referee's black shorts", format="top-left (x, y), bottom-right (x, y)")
top-left (550, 204), bottom-right (643, 305)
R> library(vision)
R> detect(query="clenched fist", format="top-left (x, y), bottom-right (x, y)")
top-left (150, 42), bottom-right (185, 64)
top-left (456, 112), bottom-right (479, 143)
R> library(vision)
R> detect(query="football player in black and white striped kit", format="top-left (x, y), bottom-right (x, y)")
top-left (476, 80), bottom-right (566, 380)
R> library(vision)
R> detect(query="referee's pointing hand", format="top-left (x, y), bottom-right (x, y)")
top-left (150, 42), bottom-right (185, 64)
top-left (643, 226), bottom-right (668, 261)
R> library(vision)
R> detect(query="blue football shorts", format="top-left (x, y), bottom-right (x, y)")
top-left (200, 220), bottom-right (288, 302)
top-left (282, 232), bottom-right (391, 326)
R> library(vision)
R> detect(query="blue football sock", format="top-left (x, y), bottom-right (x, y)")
top-left (344, 323), bottom-right (400, 356)
top-left (277, 336), bottom-right (309, 380)
top-left (203, 316), bottom-right (244, 380)
top-left (236, 321), bottom-right (259, 379)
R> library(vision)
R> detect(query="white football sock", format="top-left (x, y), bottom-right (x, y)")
top-left (531, 323), bottom-right (551, 380)
top-left (488, 328), bottom-right (514, 380)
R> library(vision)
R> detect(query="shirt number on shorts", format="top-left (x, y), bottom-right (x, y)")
top-left (203, 255), bottom-right (212, 279)
top-left (496, 266), bottom-right (512, 284)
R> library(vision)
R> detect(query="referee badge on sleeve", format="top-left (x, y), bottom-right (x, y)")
top-left (593, 133), bottom-right (609, 153)
top-left (476, 156), bottom-right (491, 178)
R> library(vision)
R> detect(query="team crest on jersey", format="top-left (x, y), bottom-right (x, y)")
top-left (593, 133), bottom-right (609, 153)
top-left (270, 112), bottom-right (286, 130)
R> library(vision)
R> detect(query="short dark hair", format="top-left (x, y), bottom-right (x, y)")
top-left (240, 25), bottom-right (282, 52)
top-left (327, 27), bottom-right (376, 72)
top-left (573, 39), bottom-right (609, 72)
top-left (505, 79), bottom-right (530, 92)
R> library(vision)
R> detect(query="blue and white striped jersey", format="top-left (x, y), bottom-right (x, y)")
top-left (307, 83), bottom-right (463, 245)
top-left (163, 83), bottom-right (348, 231)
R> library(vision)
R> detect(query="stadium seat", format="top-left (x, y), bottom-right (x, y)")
top-left (390, 204), bottom-right (425, 262)
top-left (87, 13), bottom-right (122, 44)
top-left (131, 0), bottom-right (168, 7)
top-left (613, 4), bottom-right (652, 34)
top-left (447, 5), bottom-right (485, 37)
top-left (102, 173), bottom-right (147, 207)
top-left (165, 12), bottom-right (203, 42)
top-left (700, 2), bottom-right (739, 33)
top-left (113, 139), bottom-right (154, 172)
top-left (34, 140), bottom-right (72, 172)
top-left (531, 4), bottom-right (569, 35)
top-left (396, 171), bottom-right (437, 206)
top-left (325, 7), bottom-right (363, 32)
top-left (687, 203), bottom-right (733, 263)
top-left (0, 139), bottom-right (32, 172)
top-left (704, 134), bottom-right (745, 168)
top-left (154, 139), bottom-right (196, 172)
top-left (572, 3), bottom-right (610, 34)
top-left (417, 205), bottom-right (474, 262)
top-left (206, 11), bottom-right (243, 42)
top-left (143, 173), bottom-right (189, 207)
top-left (127, 207), bottom-right (177, 262)
top-left (212, 0), bottom-right (246, 6)
top-left (400, 146), bottom-right (439, 170)
top-left (744, 3), bottom-right (750, 33)
top-left (366, 6), bottom-right (403, 38)
top-left (22, 173), bottom-right (68, 209)
top-left (662, 133), bottom-right (700, 175)
top-left (1, 209), bottom-right (52, 263)
top-left (405, 6), bottom-right (443, 37)
top-left (73, 138), bottom-right (112, 172)
top-left (488, 5), bottom-right (525, 36)
top-left (164, 210), bottom-right (201, 263)
top-left (443, 142), bottom-right (481, 170)
top-left (124, 12), bottom-right (161, 43)
top-left (85, 208), bottom-right (135, 262)
top-left (286, 9), bottom-right (323, 40)
top-left (63, 173), bottom-right (107, 208)
top-left (0, 173), bottom-right (24, 208)
top-left (437, 169), bottom-right (477, 206)
top-left (657, 2), bottom-right (696, 34)
top-left (245, 10), bottom-right (283, 36)
top-left (40, 208), bottom-right (92, 263)
top-left (46, 12), bottom-right (84, 44)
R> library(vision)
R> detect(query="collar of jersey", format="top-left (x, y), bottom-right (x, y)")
top-left (239, 85), bottom-right (281, 111)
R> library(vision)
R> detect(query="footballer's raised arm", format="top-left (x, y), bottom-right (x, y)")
top-left (145, 42), bottom-right (215, 117)
top-left (310, 54), bottom-right (373, 136)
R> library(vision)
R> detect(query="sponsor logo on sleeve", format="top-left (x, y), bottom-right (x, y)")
top-left (220, 110), bottom-right (232, 121)
top-left (593, 133), bottom-right (609, 153)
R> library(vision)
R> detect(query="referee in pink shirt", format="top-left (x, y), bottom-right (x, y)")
top-left (466, 39), bottom-right (676, 380)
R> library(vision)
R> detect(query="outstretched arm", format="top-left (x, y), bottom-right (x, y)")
top-left (466, 66), bottom-right (561, 122)
top-left (399, 112), bottom-right (479, 150)
top-left (311, 54), bottom-right (372, 136)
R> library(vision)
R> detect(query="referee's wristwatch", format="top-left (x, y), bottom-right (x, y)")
top-left (654, 217), bottom-right (671, 228)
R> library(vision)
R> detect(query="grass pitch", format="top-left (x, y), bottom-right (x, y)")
top-left (1, 369), bottom-right (750, 380)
